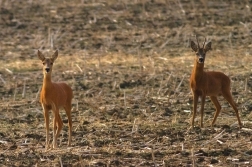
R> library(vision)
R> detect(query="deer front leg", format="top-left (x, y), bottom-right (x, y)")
top-left (53, 111), bottom-right (63, 149)
top-left (200, 95), bottom-right (206, 128)
top-left (42, 105), bottom-right (50, 150)
top-left (191, 93), bottom-right (199, 128)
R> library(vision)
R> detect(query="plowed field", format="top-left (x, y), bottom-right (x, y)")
top-left (1, 0), bottom-right (252, 166)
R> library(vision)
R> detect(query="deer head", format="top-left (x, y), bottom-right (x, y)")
top-left (37, 50), bottom-right (58, 74)
top-left (191, 36), bottom-right (212, 64)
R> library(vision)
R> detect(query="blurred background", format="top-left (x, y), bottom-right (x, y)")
top-left (1, 0), bottom-right (252, 60)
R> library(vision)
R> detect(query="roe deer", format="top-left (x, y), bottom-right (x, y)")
top-left (38, 50), bottom-right (73, 149)
top-left (190, 36), bottom-right (242, 128)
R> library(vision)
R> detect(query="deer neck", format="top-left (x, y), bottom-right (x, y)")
top-left (192, 59), bottom-right (205, 81)
top-left (42, 73), bottom-right (53, 90)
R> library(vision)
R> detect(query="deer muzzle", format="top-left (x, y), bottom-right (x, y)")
top-left (45, 67), bottom-right (50, 73)
top-left (198, 57), bottom-right (204, 63)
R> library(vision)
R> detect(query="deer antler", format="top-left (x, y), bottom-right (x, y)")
top-left (196, 36), bottom-right (200, 49)
top-left (202, 37), bottom-right (206, 48)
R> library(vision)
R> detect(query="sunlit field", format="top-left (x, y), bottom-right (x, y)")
top-left (1, 0), bottom-right (252, 166)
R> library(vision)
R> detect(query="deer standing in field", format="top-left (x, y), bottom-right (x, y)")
top-left (190, 36), bottom-right (242, 128)
top-left (38, 50), bottom-right (73, 149)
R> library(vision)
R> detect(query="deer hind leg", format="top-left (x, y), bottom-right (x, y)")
top-left (53, 111), bottom-right (63, 149)
top-left (191, 93), bottom-right (199, 128)
top-left (64, 103), bottom-right (72, 146)
top-left (43, 106), bottom-right (50, 150)
top-left (222, 90), bottom-right (242, 128)
top-left (200, 95), bottom-right (206, 128)
top-left (210, 96), bottom-right (221, 127)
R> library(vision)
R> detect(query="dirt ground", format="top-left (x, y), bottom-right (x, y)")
top-left (1, 0), bottom-right (252, 166)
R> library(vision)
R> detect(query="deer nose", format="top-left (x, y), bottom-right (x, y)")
top-left (45, 67), bottom-right (50, 73)
top-left (199, 57), bottom-right (204, 63)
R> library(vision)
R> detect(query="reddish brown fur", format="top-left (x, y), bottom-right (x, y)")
top-left (190, 37), bottom-right (242, 128)
top-left (38, 50), bottom-right (73, 150)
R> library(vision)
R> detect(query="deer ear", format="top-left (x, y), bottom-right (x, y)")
top-left (204, 42), bottom-right (212, 52)
top-left (190, 41), bottom-right (198, 52)
top-left (37, 50), bottom-right (45, 61)
top-left (51, 50), bottom-right (58, 62)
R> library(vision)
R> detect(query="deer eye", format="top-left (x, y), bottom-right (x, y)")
top-left (196, 53), bottom-right (199, 56)
top-left (42, 62), bottom-right (45, 65)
